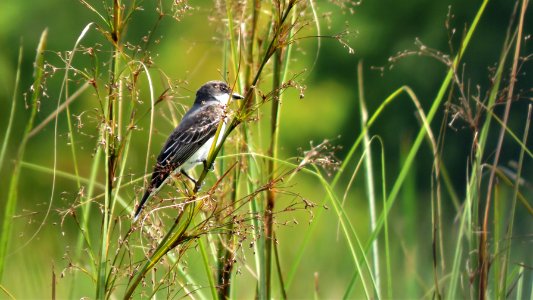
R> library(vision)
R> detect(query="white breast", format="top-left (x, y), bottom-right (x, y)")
top-left (181, 121), bottom-right (226, 171)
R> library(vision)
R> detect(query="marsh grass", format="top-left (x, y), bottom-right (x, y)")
top-left (0, 0), bottom-right (531, 299)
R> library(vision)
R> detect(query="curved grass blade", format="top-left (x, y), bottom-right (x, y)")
top-left (0, 28), bottom-right (48, 281)
top-left (0, 44), bottom-right (23, 173)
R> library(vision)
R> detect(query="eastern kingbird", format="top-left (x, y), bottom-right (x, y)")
top-left (134, 81), bottom-right (244, 220)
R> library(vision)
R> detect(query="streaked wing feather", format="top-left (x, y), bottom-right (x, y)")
top-left (147, 104), bottom-right (223, 191)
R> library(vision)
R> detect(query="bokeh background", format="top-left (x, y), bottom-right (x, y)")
top-left (0, 0), bottom-right (531, 298)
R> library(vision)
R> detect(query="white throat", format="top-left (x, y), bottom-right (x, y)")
top-left (215, 93), bottom-right (231, 105)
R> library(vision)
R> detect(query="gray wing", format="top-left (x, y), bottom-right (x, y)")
top-left (148, 103), bottom-right (224, 191)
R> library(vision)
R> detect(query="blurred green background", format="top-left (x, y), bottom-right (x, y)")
top-left (0, 0), bottom-right (531, 298)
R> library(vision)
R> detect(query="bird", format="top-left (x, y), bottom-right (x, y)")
top-left (134, 80), bottom-right (244, 220)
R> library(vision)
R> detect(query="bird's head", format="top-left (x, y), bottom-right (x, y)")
top-left (195, 81), bottom-right (244, 105)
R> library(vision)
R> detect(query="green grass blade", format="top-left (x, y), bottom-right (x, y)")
top-left (357, 61), bottom-right (381, 298)
top-left (246, 154), bottom-right (267, 300)
top-left (0, 44), bottom-right (22, 172)
top-left (378, 138), bottom-right (392, 299)
top-left (0, 28), bottom-right (48, 281)
top-left (514, 266), bottom-right (524, 300)
top-left (20, 161), bottom-right (105, 190)
top-left (199, 235), bottom-right (219, 300)
top-left (500, 104), bottom-right (531, 297)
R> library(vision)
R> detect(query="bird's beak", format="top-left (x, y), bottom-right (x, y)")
top-left (231, 92), bottom-right (244, 100)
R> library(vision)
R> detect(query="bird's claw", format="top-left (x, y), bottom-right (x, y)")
top-left (203, 160), bottom-right (215, 172)
top-left (193, 180), bottom-right (206, 193)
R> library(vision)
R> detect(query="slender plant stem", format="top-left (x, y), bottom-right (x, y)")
top-left (265, 40), bottom-right (282, 300)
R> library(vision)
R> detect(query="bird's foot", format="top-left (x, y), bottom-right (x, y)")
top-left (181, 169), bottom-right (206, 193)
top-left (180, 170), bottom-right (198, 185)
top-left (195, 180), bottom-right (206, 192)
top-left (203, 160), bottom-right (215, 172)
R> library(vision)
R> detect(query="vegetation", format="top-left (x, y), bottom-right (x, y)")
top-left (0, 0), bottom-right (531, 298)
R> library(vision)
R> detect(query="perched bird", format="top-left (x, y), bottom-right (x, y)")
top-left (134, 81), bottom-right (244, 220)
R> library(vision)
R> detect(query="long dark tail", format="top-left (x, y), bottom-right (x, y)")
top-left (134, 190), bottom-right (151, 221)
top-left (134, 167), bottom-right (171, 221)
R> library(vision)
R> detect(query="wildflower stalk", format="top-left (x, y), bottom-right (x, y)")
top-left (265, 46), bottom-right (281, 300)
top-left (238, 1), bottom-right (267, 297)
top-left (265, 3), bottom-right (296, 295)
top-left (217, 2), bottom-right (261, 297)
top-left (264, 2), bottom-right (286, 287)
top-left (96, 0), bottom-right (122, 297)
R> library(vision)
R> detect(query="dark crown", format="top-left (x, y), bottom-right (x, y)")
top-left (195, 81), bottom-right (230, 100)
